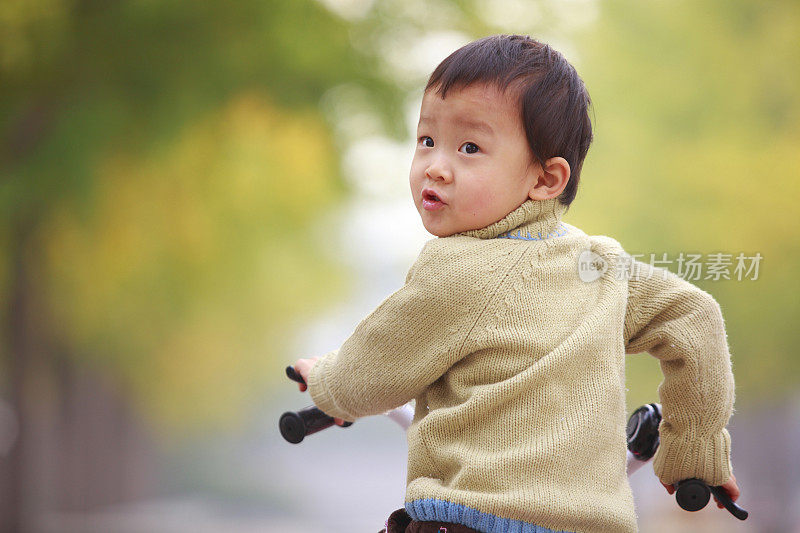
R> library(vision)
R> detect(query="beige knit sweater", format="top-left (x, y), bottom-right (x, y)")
top-left (308, 197), bottom-right (735, 533)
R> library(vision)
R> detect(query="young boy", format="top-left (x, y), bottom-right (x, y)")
top-left (293, 35), bottom-right (740, 533)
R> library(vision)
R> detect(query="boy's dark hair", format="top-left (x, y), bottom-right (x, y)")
top-left (425, 34), bottom-right (593, 206)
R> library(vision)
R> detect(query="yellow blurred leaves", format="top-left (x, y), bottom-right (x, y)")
top-left (574, 0), bottom-right (800, 402)
top-left (39, 93), bottom-right (345, 434)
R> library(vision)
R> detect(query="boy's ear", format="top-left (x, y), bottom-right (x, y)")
top-left (528, 157), bottom-right (571, 201)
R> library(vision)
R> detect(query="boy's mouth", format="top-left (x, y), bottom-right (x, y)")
top-left (422, 188), bottom-right (446, 211)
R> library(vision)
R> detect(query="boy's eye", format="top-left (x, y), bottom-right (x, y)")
top-left (419, 136), bottom-right (434, 148)
top-left (459, 142), bottom-right (480, 154)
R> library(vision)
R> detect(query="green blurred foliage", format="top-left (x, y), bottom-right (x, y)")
top-left (569, 0), bottom-right (800, 406)
top-left (0, 0), bottom-right (401, 434)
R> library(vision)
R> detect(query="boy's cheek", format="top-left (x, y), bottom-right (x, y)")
top-left (409, 154), bottom-right (430, 178)
top-left (409, 163), bottom-right (422, 184)
top-left (409, 173), bottom-right (424, 201)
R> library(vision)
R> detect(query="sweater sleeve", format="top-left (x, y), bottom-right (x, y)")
top-left (307, 240), bottom-right (503, 422)
top-left (624, 259), bottom-right (735, 486)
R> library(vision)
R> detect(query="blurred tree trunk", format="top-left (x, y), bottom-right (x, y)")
top-left (56, 359), bottom-right (159, 513)
top-left (2, 212), bottom-right (41, 532)
top-left (1, 212), bottom-right (158, 530)
top-left (0, 211), bottom-right (52, 531)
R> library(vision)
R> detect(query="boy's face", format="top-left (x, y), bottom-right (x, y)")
top-left (410, 83), bottom-right (540, 237)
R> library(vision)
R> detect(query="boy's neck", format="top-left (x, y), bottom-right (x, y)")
top-left (458, 197), bottom-right (567, 240)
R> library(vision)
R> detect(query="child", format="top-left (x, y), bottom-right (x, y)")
top-left (293, 34), bottom-right (740, 533)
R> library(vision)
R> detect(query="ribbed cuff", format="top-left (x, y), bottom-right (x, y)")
top-left (653, 428), bottom-right (733, 486)
top-left (307, 350), bottom-right (353, 421)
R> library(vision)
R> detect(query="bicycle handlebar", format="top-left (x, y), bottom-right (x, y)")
top-left (279, 366), bottom-right (352, 444)
top-left (625, 403), bottom-right (748, 520)
top-left (675, 478), bottom-right (748, 520)
top-left (285, 365), bottom-right (305, 384)
top-left (281, 366), bottom-right (748, 520)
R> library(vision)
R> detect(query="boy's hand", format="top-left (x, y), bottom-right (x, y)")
top-left (292, 357), bottom-right (319, 392)
top-left (661, 472), bottom-right (741, 509)
top-left (291, 356), bottom-right (347, 426)
top-left (713, 473), bottom-right (741, 509)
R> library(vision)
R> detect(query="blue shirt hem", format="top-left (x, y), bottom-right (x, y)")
top-left (406, 498), bottom-right (574, 533)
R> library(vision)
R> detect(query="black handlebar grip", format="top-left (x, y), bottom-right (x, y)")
top-left (675, 478), bottom-right (748, 520)
top-left (280, 406), bottom-right (336, 444)
top-left (710, 485), bottom-right (749, 520)
top-left (286, 366), bottom-right (306, 384)
top-left (675, 479), bottom-right (710, 511)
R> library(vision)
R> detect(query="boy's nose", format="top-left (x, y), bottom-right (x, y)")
top-left (425, 158), bottom-right (453, 183)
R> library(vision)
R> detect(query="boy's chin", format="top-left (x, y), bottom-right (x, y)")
top-left (422, 220), bottom-right (458, 238)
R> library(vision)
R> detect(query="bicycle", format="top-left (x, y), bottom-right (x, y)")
top-left (280, 365), bottom-right (747, 522)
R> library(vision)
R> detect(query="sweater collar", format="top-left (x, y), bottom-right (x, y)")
top-left (458, 197), bottom-right (568, 240)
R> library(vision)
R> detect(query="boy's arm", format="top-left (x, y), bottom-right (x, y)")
top-left (306, 241), bottom-right (504, 422)
top-left (624, 259), bottom-right (735, 487)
